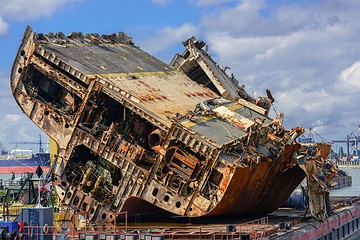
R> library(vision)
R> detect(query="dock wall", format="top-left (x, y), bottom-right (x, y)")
top-left (332, 175), bottom-right (352, 189)
top-left (336, 160), bottom-right (360, 168)
top-left (276, 202), bottom-right (360, 240)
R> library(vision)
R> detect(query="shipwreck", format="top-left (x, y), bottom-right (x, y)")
top-left (10, 27), bottom-right (336, 222)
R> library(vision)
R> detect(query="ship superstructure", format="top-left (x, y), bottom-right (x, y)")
top-left (10, 27), bottom-right (335, 222)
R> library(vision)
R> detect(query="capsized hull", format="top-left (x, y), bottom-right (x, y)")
top-left (10, 27), bottom-right (334, 222)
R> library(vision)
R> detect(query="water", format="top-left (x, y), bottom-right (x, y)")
top-left (331, 167), bottom-right (360, 197)
top-left (0, 173), bottom-right (13, 180)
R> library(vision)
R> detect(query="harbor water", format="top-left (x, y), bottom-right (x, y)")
top-left (331, 167), bottom-right (360, 197)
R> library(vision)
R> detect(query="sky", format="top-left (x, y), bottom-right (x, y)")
top-left (0, 0), bottom-right (359, 152)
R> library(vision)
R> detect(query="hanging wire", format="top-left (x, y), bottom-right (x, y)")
top-left (271, 102), bottom-right (278, 116)
top-left (218, 118), bottom-right (236, 140)
top-left (311, 128), bottom-right (328, 142)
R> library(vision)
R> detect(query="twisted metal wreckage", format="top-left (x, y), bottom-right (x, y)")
top-left (11, 26), bottom-right (337, 222)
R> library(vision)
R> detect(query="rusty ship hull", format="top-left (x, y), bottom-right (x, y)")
top-left (206, 152), bottom-right (306, 217)
top-left (10, 27), bottom-right (334, 222)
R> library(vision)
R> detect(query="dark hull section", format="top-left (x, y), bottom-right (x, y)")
top-left (206, 145), bottom-right (306, 216)
top-left (120, 196), bottom-right (176, 219)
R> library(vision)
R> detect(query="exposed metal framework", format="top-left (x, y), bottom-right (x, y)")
top-left (10, 27), bottom-right (337, 222)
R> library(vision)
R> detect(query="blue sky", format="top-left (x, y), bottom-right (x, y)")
top-left (1, 0), bottom-right (360, 152)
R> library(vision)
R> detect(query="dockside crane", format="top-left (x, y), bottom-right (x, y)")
top-left (332, 126), bottom-right (360, 159)
top-left (9, 134), bottom-right (45, 153)
top-left (297, 127), bottom-right (328, 143)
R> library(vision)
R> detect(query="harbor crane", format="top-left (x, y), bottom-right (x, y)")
top-left (9, 134), bottom-right (45, 153)
top-left (332, 126), bottom-right (360, 159)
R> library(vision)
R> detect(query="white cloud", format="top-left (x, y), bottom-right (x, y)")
top-left (201, 0), bottom-right (350, 38)
top-left (150, 0), bottom-right (171, 6)
top-left (190, 0), bottom-right (236, 7)
top-left (337, 61), bottom-right (360, 92)
top-left (0, 113), bottom-right (43, 146)
top-left (202, 0), bottom-right (267, 35)
top-left (0, 0), bottom-right (82, 21)
top-left (0, 73), bottom-right (45, 147)
top-left (138, 23), bottom-right (199, 55)
top-left (197, 0), bottom-right (360, 141)
top-left (0, 16), bottom-right (8, 34)
top-left (0, 0), bottom-right (82, 35)
top-left (5, 114), bottom-right (23, 122)
top-left (0, 0), bottom-right (359, 146)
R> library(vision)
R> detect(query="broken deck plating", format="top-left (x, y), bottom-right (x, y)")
top-left (10, 26), bottom-right (336, 222)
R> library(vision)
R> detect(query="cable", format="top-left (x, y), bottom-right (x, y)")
top-left (218, 118), bottom-right (236, 140)
top-left (272, 102), bottom-right (278, 116)
top-left (343, 208), bottom-right (355, 219)
top-left (311, 128), bottom-right (328, 142)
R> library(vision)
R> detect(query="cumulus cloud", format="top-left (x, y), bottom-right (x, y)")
top-left (198, 0), bottom-right (360, 141)
top-left (0, 113), bottom-right (43, 146)
top-left (150, 0), bottom-right (171, 6)
top-left (0, 16), bottom-right (8, 34)
top-left (0, 0), bottom-right (82, 34)
top-left (0, 72), bottom-right (42, 146)
top-left (137, 23), bottom-right (198, 58)
top-left (337, 61), bottom-right (360, 92)
top-left (0, 0), bottom-right (82, 21)
top-left (190, 0), bottom-right (236, 7)
top-left (201, 0), bottom-right (268, 36)
top-left (5, 114), bottom-right (23, 122)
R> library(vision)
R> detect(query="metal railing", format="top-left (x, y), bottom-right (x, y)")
top-left (336, 160), bottom-right (360, 167)
top-left (1, 205), bottom-right (274, 240)
top-left (12, 216), bottom-right (274, 240)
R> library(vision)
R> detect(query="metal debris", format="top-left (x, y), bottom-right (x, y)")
top-left (10, 27), bottom-right (335, 222)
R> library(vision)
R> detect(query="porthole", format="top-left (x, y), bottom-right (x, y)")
top-left (81, 202), bottom-right (88, 211)
top-left (73, 196), bottom-right (80, 205)
top-left (152, 188), bottom-right (158, 196)
top-left (66, 192), bottom-right (72, 199)
top-left (164, 195), bottom-right (170, 202)
top-left (90, 207), bottom-right (95, 214)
